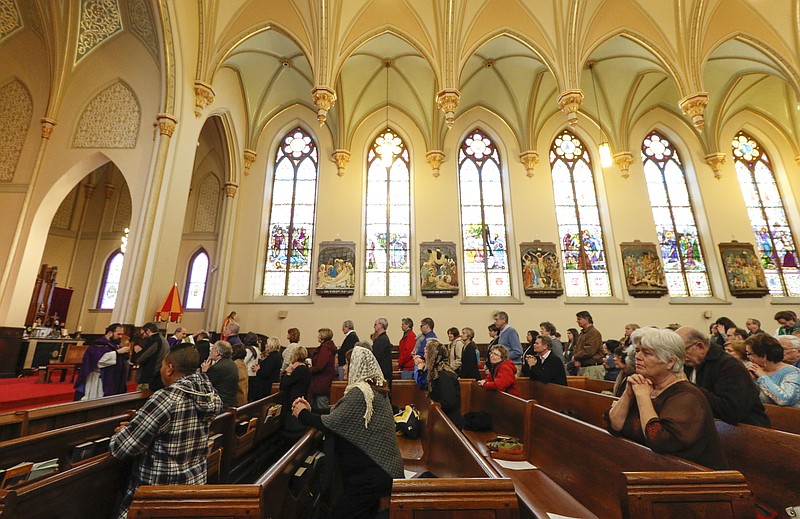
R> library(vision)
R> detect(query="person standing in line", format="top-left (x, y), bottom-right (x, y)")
top-left (397, 317), bottom-right (417, 380)
top-left (337, 320), bottom-right (359, 380)
top-left (458, 327), bottom-right (481, 381)
top-left (201, 341), bottom-right (239, 408)
top-left (493, 311), bottom-right (523, 366)
top-left (132, 322), bottom-right (168, 391)
top-left (74, 323), bottom-right (130, 400)
top-left (309, 327), bottom-right (337, 409)
top-left (221, 311), bottom-right (237, 340)
top-left (281, 328), bottom-right (302, 373)
top-left (571, 311), bottom-right (605, 380)
top-left (372, 317), bottom-right (394, 389)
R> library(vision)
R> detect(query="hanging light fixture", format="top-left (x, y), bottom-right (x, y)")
top-left (589, 62), bottom-right (613, 168)
top-left (377, 60), bottom-right (397, 168)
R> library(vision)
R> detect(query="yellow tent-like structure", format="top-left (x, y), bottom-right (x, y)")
top-left (154, 284), bottom-right (183, 323)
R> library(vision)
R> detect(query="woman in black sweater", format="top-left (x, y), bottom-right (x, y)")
top-left (280, 345), bottom-right (311, 443)
top-left (458, 327), bottom-right (481, 381)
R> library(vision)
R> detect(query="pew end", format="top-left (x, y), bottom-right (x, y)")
top-left (621, 470), bottom-right (755, 519)
top-left (128, 485), bottom-right (262, 519)
top-left (390, 478), bottom-right (519, 519)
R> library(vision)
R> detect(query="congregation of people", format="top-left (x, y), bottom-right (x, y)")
top-left (73, 308), bottom-right (800, 518)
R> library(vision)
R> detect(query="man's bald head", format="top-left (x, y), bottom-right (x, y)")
top-left (676, 326), bottom-right (710, 367)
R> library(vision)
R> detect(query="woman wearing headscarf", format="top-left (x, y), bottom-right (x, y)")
top-left (292, 345), bottom-right (403, 519)
top-left (423, 339), bottom-right (463, 428)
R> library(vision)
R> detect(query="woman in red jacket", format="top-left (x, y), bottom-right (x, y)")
top-left (397, 317), bottom-right (417, 380)
top-left (308, 327), bottom-right (337, 409)
top-left (477, 344), bottom-right (521, 397)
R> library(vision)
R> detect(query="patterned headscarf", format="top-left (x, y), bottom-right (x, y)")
top-left (344, 346), bottom-right (387, 428)
top-left (424, 339), bottom-right (455, 390)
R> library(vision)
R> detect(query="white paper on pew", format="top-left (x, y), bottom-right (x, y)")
top-left (493, 459), bottom-right (537, 470)
top-left (547, 514), bottom-right (583, 519)
top-left (403, 470), bottom-right (417, 479)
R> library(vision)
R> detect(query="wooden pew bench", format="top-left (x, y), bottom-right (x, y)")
top-left (227, 392), bottom-right (285, 483)
top-left (462, 383), bottom-right (753, 518)
top-left (716, 421), bottom-right (800, 518)
top-left (764, 403), bottom-right (800, 435)
top-left (0, 412), bottom-right (134, 470)
top-left (0, 391), bottom-right (150, 440)
top-left (127, 428), bottom-right (325, 519)
top-left (517, 378), bottom-right (614, 428)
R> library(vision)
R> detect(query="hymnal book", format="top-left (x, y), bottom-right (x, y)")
top-left (92, 437), bottom-right (111, 456)
top-left (28, 458), bottom-right (59, 481)
top-left (246, 417), bottom-right (258, 433)
top-left (264, 404), bottom-right (282, 422)
top-left (70, 441), bottom-right (97, 464)
top-left (1, 462), bottom-right (33, 489)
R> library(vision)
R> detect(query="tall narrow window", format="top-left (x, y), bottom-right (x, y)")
top-left (185, 249), bottom-right (209, 309)
top-left (364, 129), bottom-right (411, 296)
top-left (263, 127), bottom-right (318, 296)
top-left (641, 131), bottom-right (711, 297)
top-left (458, 129), bottom-right (511, 296)
top-left (732, 131), bottom-right (800, 296)
top-left (549, 129), bottom-right (611, 297)
top-left (98, 250), bottom-right (124, 309)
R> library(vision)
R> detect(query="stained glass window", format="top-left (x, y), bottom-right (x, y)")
top-left (263, 127), bottom-right (318, 296)
top-left (641, 131), bottom-right (711, 297)
top-left (98, 250), bottom-right (124, 309)
top-left (732, 131), bottom-right (800, 296)
top-left (549, 130), bottom-right (611, 297)
top-left (458, 129), bottom-right (511, 296)
top-left (185, 249), bottom-right (209, 309)
top-left (364, 128), bottom-right (411, 296)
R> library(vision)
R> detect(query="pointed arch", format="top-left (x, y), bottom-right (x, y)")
top-left (364, 127), bottom-right (411, 297)
top-left (98, 249), bottom-right (124, 309)
top-left (263, 126), bottom-right (319, 296)
top-left (641, 129), bottom-right (711, 297)
top-left (731, 131), bottom-right (800, 296)
top-left (549, 129), bottom-right (611, 297)
top-left (184, 248), bottom-right (210, 309)
top-left (458, 128), bottom-right (512, 297)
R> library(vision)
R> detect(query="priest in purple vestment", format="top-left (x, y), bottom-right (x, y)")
top-left (74, 323), bottom-right (131, 400)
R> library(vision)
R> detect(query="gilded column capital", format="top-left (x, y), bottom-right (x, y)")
top-left (519, 151), bottom-right (540, 178)
top-left (704, 152), bottom-right (726, 179)
top-left (426, 150), bottom-right (445, 177)
top-left (156, 113), bottom-right (178, 137)
top-left (311, 86), bottom-right (336, 125)
top-left (83, 181), bottom-right (96, 200)
top-left (40, 118), bottom-right (57, 139)
top-left (331, 149), bottom-right (351, 177)
top-left (436, 89), bottom-right (460, 128)
top-left (613, 152), bottom-right (634, 179)
top-left (104, 182), bottom-right (116, 199)
top-left (679, 92), bottom-right (709, 131)
top-left (194, 81), bottom-right (216, 118)
top-left (557, 90), bottom-right (584, 126)
top-left (224, 182), bottom-right (238, 198)
top-left (243, 149), bottom-right (257, 176)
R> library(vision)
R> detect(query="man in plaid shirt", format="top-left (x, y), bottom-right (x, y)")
top-left (110, 344), bottom-right (223, 518)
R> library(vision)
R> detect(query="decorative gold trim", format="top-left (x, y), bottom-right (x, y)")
top-left (436, 89), bottom-right (460, 128)
top-left (243, 149), bottom-right (257, 176)
top-left (311, 86), bottom-right (336, 125)
top-left (557, 90), bottom-right (584, 126)
top-left (194, 81), bottom-right (215, 118)
top-left (704, 152), bottom-right (726, 180)
top-left (331, 149), bottom-right (351, 177)
top-left (613, 151), bottom-right (634, 179)
top-left (224, 182), bottom-right (238, 198)
top-left (156, 113), bottom-right (177, 137)
top-left (426, 150), bottom-right (445, 177)
top-left (40, 118), bottom-right (57, 139)
top-left (519, 151), bottom-right (539, 178)
top-left (679, 92), bottom-right (709, 131)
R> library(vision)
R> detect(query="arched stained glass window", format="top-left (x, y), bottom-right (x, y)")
top-left (263, 127), bottom-right (318, 296)
top-left (641, 131), bottom-right (711, 297)
top-left (549, 130), bottom-right (611, 297)
top-left (364, 128), bottom-right (411, 296)
top-left (732, 131), bottom-right (800, 296)
top-left (98, 250), bottom-right (124, 309)
top-left (185, 249), bottom-right (209, 309)
top-left (458, 129), bottom-right (511, 297)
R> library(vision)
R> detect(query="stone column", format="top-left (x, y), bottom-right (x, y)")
top-left (207, 183), bottom-right (239, 333)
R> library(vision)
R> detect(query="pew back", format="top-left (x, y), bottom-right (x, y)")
top-left (517, 378), bottom-right (615, 428)
top-left (764, 404), bottom-right (800, 435)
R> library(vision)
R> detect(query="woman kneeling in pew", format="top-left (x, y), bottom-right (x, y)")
top-left (606, 328), bottom-right (729, 470)
top-left (292, 345), bottom-right (403, 519)
top-left (477, 344), bottom-right (521, 397)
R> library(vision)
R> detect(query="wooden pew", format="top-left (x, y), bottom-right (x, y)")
top-left (461, 383), bottom-right (753, 519)
top-left (716, 421), bottom-right (800, 518)
top-left (566, 375), bottom-right (615, 393)
top-left (517, 378), bottom-right (614, 428)
top-left (764, 403), bottom-right (800, 435)
top-left (128, 428), bottom-right (325, 519)
top-left (0, 412), bottom-right (133, 469)
top-left (228, 392), bottom-right (285, 483)
top-left (0, 454), bottom-right (127, 519)
top-left (0, 391), bottom-right (150, 440)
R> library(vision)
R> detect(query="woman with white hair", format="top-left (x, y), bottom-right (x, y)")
top-left (606, 328), bottom-right (728, 470)
top-left (292, 346), bottom-right (403, 518)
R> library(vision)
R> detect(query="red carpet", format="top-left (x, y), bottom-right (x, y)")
top-left (0, 376), bottom-right (137, 413)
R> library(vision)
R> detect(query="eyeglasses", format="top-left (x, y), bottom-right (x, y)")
top-left (489, 351), bottom-right (501, 356)
top-left (746, 351), bottom-right (758, 357)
